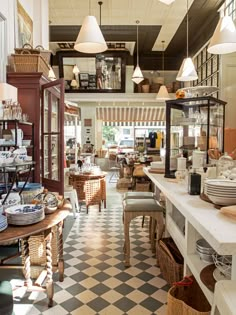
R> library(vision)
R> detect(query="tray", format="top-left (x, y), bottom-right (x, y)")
top-left (200, 264), bottom-right (216, 292)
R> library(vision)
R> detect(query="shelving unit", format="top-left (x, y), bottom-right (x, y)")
top-left (144, 170), bottom-right (236, 306)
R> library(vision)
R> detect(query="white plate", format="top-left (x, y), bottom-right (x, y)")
top-left (207, 195), bottom-right (236, 205)
top-left (5, 204), bottom-right (44, 215)
top-left (205, 180), bottom-right (236, 188)
top-left (213, 268), bottom-right (231, 281)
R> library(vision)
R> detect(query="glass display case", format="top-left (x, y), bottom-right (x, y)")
top-left (165, 96), bottom-right (226, 178)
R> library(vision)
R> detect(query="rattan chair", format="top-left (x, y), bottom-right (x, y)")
top-left (84, 179), bottom-right (102, 213)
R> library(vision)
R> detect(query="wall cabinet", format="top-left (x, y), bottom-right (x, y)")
top-left (165, 96), bottom-right (226, 178)
top-left (7, 73), bottom-right (64, 194)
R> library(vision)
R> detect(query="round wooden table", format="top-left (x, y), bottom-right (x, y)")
top-left (0, 201), bottom-right (71, 307)
top-left (69, 172), bottom-right (107, 209)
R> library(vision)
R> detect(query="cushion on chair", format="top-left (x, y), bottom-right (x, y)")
top-left (123, 192), bottom-right (154, 200)
top-left (0, 281), bottom-right (13, 315)
top-left (123, 198), bottom-right (163, 212)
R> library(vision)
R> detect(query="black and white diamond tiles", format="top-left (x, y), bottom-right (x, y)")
top-left (12, 184), bottom-right (169, 315)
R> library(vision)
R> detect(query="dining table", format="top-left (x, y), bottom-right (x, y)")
top-left (0, 201), bottom-right (71, 307)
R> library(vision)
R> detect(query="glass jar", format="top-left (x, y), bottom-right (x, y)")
top-left (217, 152), bottom-right (234, 177)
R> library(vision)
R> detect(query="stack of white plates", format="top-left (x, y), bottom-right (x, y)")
top-left (205, 179), bottom-right (236, 205)
top-left (5, 204), bottom-right (45, 225)
top-left (0, 214), bottom-right (8, 232)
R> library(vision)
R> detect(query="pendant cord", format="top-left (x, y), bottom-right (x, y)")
top-left (89, 0), bottom-right (91, 15)
top-left (98, 1), bottom-right (103, 26)
top-left (186, 0), bottom-right (189, 57)
top-left (162, 41), bottom-right (165, 80)
top-left (136, 20), bottom-right (140, 66)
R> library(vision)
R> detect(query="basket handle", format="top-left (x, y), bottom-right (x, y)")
top-left (20, 49), bottom-right (31, 55)
top-left (22, 43), bottom-right (33, 49)
top-left (35, 45), bottom-right (45, 50)
top-left (173, 276), bottom-right (193, 287)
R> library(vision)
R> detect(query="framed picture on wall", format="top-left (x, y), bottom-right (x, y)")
top-left (17, 0), bottom-right (33, 46)
top-left (80, 73), bottom-right (89, 81)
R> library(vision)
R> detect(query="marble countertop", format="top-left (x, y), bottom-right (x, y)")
top-left (144, 167), bottom-right (236, 256)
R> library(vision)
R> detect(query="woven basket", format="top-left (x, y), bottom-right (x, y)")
top-left (11, 52), bottom-right (50, 77)
top-left (21, 226), bottom-right (58, 279)
top-left (166, 276), bottom-right (211, 315)
top-left (157, 237), bottom-right (183, 286)
top-left (15, 44), bottom-right (52, 64)
top-left (135, 182), bottom-right (150, 191)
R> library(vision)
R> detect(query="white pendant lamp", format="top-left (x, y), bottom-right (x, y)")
top-left (132, 20), bottom-right (144, 84)
top-left (74, 0), bottom-right (107, 54)
top-left (176, 0), bottom-right (198, 82)
top-left (159, 0), bottom-right (175, 5)
top-left (208, 9), bottom-right (236, 55)
top-left (156, 41), bottom-right (170, 100)
top-left (73, 64), bottom-right (80, 75)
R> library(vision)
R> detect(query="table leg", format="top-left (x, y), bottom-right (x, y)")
top-left (58, 221), bottom-right (64, 282)
top-left (22, 237), bottom-right (32, 288)
top-left (46, 231), bottom-right (54, 307)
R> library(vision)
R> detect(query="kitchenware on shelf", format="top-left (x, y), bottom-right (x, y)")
top-left (32, 192), bottom-right (59, 214)
top-left (212, 253), bottom-right (232, 279)
top-left (22, 140), bottom-right (31, 146)
top-left (205, 179), bottom-right (236, 205)
top-left (192, 150), bottom-right (205, 169)
top-left (5, 204), bottom-right (45, 225)
top-left (217, 152), bottom-right (234, 177)
top-left (196, 238), bottom-right (215, 262)
top-left (177, 156), bottom-right (186, 171)
top-left (11, 129), bottom-right (24, 146)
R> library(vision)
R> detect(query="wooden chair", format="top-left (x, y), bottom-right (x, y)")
top-left (84, 179), bottom-right (102, 213)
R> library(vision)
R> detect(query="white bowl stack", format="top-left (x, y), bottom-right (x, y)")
top-left (5, 204), bottom-right (45, 225)
top-left (205, 179), bottom-right (236, 205)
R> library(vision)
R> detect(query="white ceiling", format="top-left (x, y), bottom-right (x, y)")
top-left (49, 0), bottom-right (194, 51)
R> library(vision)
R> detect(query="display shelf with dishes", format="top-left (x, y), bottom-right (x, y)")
top-left (165, 96), bottom-right (226, 178)
top-left (4, 204), bottom-right (45, 225)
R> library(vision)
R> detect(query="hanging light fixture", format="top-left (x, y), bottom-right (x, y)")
top-left (73, 64), bottom-right (80, 75)
top-left (208, 7), bottom-right (236, 55)
top-left (132, 20), bottom-right (144, 84)
top-left (156, 41), bottom-right (170, 100)
top-left (159, 0), bottom-right (175, 5)
top-left (176, 0), bottom-right (198, 82)
top-left (74, 0), bottom-right (107, 54)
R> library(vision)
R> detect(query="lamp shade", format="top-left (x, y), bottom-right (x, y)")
top-left (208, 15), bottom-right (236, 54)
top-left (176, 57), bottom-right (198, 81)
top-left (74, 15), bottom-right (107, 53)
top-left (73, 65), bottom-right (80, 75)
top-left (48, 66), bottom-right (56, 80)
top-left (132, 65), bottom-right (144, 84)
top-left (0, 83), bottom-right (18, 101)
top-left (156, 85), bottom-right (171, 100)
top-left (70, 79), bottom-right (78, 88)
top-left (159, 0), bottom-right (175, 5)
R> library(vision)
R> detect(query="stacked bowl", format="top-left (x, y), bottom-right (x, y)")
top-left (205, 179), bottom-right (236, 206)
top-left (196, 238), bottom-right (215, 263)
top-left (0, 214), bottom-right (8, 232)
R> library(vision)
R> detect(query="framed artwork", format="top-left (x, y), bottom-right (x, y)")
top-left (17, 0), bottom-right (33, 46)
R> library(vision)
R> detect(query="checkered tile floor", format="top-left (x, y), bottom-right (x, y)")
top-left (12, 180), bottom-right (169, 315)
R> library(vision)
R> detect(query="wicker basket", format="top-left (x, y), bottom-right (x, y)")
top-left (135, 181), bottom-right (150, 191)
top-left (15, 44), bottom-right (52, 64)
top-left (21, 226), bottom-right (58, 279)
top-left (157, 237), bottom-right (183, 285)
top-left (166, 276), bottom-right (211, 315)
top-left (11, 53), bottom-right (50, 77)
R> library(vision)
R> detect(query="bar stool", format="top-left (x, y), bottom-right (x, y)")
top-left (123, 198), bottom-right (164, 267)
top-left (211, 280), bottom-right (236, 315)
top-left (64, 185), bottom-right (80, 218)
top-left (123, 191), bottom-right (154, 200)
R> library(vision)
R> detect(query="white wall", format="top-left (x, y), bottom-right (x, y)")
top-left (220, 53), bottom-right (236, 128)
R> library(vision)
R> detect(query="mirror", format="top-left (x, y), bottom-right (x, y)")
top-left (58, 52), bottom-right (126, 93)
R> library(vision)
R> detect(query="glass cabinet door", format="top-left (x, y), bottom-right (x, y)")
top-left (41, 79), bottom-right (64, 194)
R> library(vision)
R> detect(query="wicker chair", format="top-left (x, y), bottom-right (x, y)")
top-left (84, 179), bottom-right (102, 213)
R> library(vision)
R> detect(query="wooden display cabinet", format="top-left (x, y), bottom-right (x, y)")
top-left (7, 73), bottom-right (64, 194)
